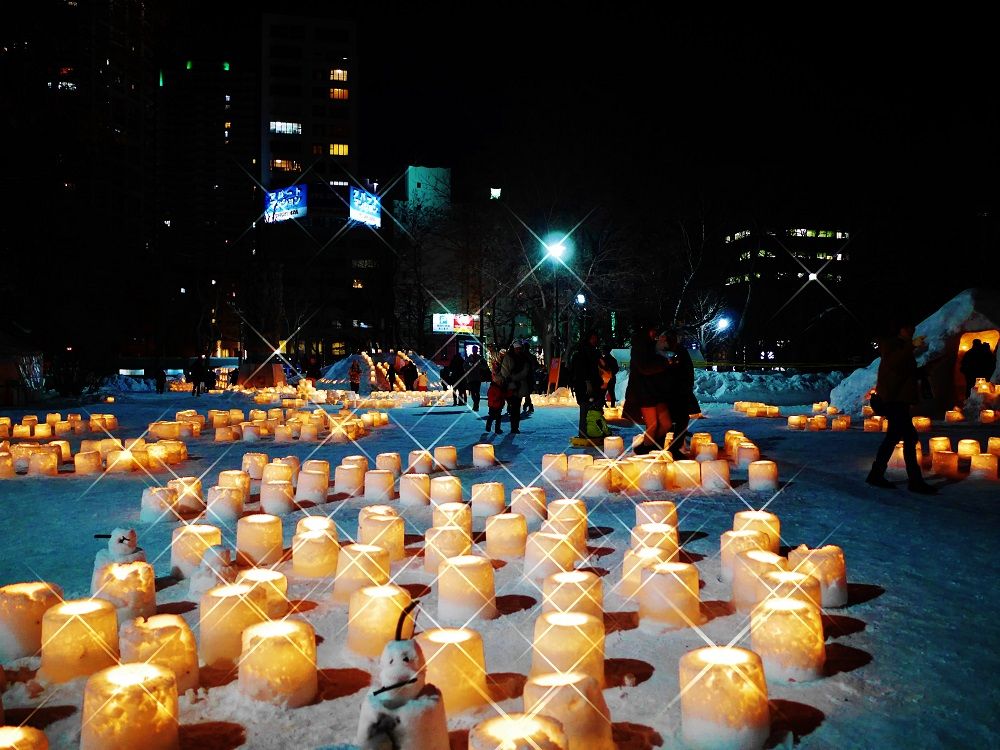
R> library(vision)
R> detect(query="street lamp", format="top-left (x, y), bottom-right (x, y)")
top-left (544, 240), bottom-right (568, 360)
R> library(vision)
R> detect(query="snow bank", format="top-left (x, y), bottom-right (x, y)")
top-left (98, 374), bottom-right (157, 393)
top-left (320, 353), bottom-right (444, 394)
top-left (615, 368), bottom-right (845, 406)
top-left (831, 288), bottom-right (1000, 415)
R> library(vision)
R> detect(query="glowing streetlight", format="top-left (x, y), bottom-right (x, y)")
top-left (808, 272), bottom-right (818, 281)
top-left (545, 242), bottom-right (566, 260)
top-left (576, 293), bottom-right (586, 305)
top-left (716, 317), bottom-right (731, 332)
top-left (542, 237), bottom-right (570, 362)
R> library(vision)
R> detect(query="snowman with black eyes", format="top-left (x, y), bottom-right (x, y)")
top-left (90, 527), bottom-right (146, 592)
top-left (356, 603), bottom-right (448, 750)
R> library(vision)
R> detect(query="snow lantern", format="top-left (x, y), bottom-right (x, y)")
top-left (416, 628), bottom-right (489, 715)
top-left (399, 473), bottom-right (431, 506)
top-left (523, 532), bottom-right (576, 582)
top-left (38, 599), bottom-right (119, 683)
top-left (732, 550), bottom-right (788, 613)
top-left (511, 486), bottom-right (547, 522)
top-left (437, 555), bottom-right (498, 622)
top-left (332, 544), bottom-right (390, 605)
top-left (747, 460), bottom-right (779, 491)
top-left (236, 514), bottom-right (283, 566)
top-left (169, 524), bottom-right (221, 579)
top-left (239, 619), bottom-right (317, 707)
top-left (235, 568), bottom-right (288, 618)
top-left (81, 663), bottom-right (178, 749)
top-left (359, 513), bottom-right (405, 561)
top-left (347, 584), bottom-right (413, 658)
top-left (423, 526), bottom-right (471, 574)
top-left (292, 530), bottom-right (340, 578)
top-left (470, 482), bottom-right (504, 517)
top-left (120, 614), bottom-right (199, 693)
top-left (0, 582), bottom-right (62, 661)
top-left (470, 715), bottom-right (567, 750)
top-left (788, 544), bottom-right (848, 608)
top-left (363, 470), bottom-right (395, 503)
top-left (472, 443), bottom-right (496, 468)
top-left (618, 546), bottom-right (673, 599)
top-left (542, 570), bottom-right (604, 619)
top-left (530, 611), bottom-right (605, 687)
top-left (638, 561), bottom-right (701, 631)
top-left (733, 510), bottom-right (781, 552)
top-left (522, 672), bottom-right (612, 750)
top-left (433, 445), bottom-right (458, 470)
top-left (198, 584), bottom-right (266, 669)
top-left (485, 513), bottom-right (527, 558)
top-left (751, 597), bottom-right (826, 682)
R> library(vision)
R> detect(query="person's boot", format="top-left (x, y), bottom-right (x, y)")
top-left (485, 418), bottom-right (492, 432)
top-left (907, 479), bottom-right (938, 495)
top-left (865, 469), bottom-right (895, 489)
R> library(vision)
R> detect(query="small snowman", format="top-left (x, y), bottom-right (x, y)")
top-left (188, 545), bottom-right (238, 599)
top-left (356, 604), bottom-right (449, 750)
top-left (91, 527), bottom-right (146, 592)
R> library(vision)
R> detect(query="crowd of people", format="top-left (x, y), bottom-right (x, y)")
top-left (959, 339), bottom-right (996, 399)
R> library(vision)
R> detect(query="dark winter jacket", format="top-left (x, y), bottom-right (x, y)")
top-left (570, 342), bottom-right (603, 400)
top-left (466, 353), bottom-right (491, 384)
top-left (664, 346), bottom-right (700, 416)
top-left (875, 336), bottom-right (920, 404)
top-left (624, 335), bottom-right (670, 408)
top-left (499, 349), bottom-right (532, 398)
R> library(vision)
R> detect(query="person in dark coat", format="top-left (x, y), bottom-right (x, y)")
top-left (661, 330), bottom-right (700, 459)
top-left (601, 346), bottom-right (620, 406)
top-left (401, 360), bottom-right (418, 391)
top-left (622, 322), bottom-right (671, 454)
top-left (570, 330), bottom-right (603, 438)
top-left (465, 345), bottom-right (491, 411)
top-left (866, 317), bottom-right (937, 494)
top-left (190, 356), bottom-right (205, 397)
top-left (447, 352), bottom-right (468, 406)
top-left (305, 355), bottom-right (322, 381)
top-left (154, 362), bottom-right (167, 394)
top-left (499, 340), bottom-right (532, 434)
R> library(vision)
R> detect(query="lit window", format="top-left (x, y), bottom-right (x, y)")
top-left (352, 279), bottom-right (364, 289)
top-left (223, 61), bottom-right (230, 71)
top-left (269, 121), bottom-right (302, 135)
top-left (788, 228), bottom-right (808, 237)
top-left (352, 319), bottom-right (360, 327)
top-left (330, 87), bottom-right (348, 100)
top-left (224, 121), bottom-right (231, 129)
top-left (270, 158), bottom-right (301, 171)
top-left (332, 341), bottom-right (346, 355)
top-left (330, 69), bottom-right (347, 81)
top-left (56, 81), bottom-right (77, 91)
top-left (330, 180), bottom-right (349, 186)
top-left (186, 60), bottom-right (192, 70)
top-left (312, 144), bottom-right (324, 155)
top-left (329, 143), bottom-right (349, 156)
top-left (733, 230), bottom-right (750, 241)
top-left (806, 229), bottom-right (817, 237)
top-left (225, 94), bottom-right (231, 101)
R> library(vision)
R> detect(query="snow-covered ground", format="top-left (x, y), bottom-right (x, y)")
top-left (615, 369), bottom-right (845, 407)
top-left (2, 389), bottom-right (999, 749)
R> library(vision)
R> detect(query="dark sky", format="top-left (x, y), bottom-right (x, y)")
top-left (357, 10), bottom-right (997, 221)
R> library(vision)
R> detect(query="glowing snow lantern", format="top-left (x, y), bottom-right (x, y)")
top-left (751, 597), bottom-right (825, 682)
top-left (438, 555), bottom-right (498, 622)
top-left (523, 672), bottom-right (613, 750)
top-left (524, 532), bottom-right (576, 581)
top-left (542, 453), bottom-right (569, 481)
top-left (80, 663), bottom-right (179, 750)
top-left (236, 514), bottom-right (283, 566)
top-left (701, 459), bottom-right (731, 489)
top-left (567, 453), bottom-right (593, 479)
top-left (788, 544), bottom-right (848, 607)
top-left (407, 450), bottom-right (434, 474)
top-left (430, 475), bottom-right (463, 505)
top-left (38, 599), bottom-right (119, 683)
top-left (198, 584), bottom-right (266, 669)
top-left (580, 463), bottom-right (611, 497)
top-left (603, 435), bottom-right (624, 458)
top-left (169, 524), bottom-right (221, 578)
top-left (732, 549), bottom-right (788, 613)
top-left (416, 628), bottom-right (489, 716)
top-left (945, 408), bottom-right (963, 422)
top-left (0, 727), bottom-right (48, 749)
top-left (932, 450), bottom-right (959, 477)
top-left (470, 482), bottom-right (505, 517)
top-left (673, 460), bottom-right (701, 488)
top-left (376, 452), bottom-right (402, 477)
top-left (0, 581), bottom-right (62, 661)
top-left (472, 443), bottom-right (496, 468)
top-left (423, 526), bottom-right (471, 573)
top-left (638, 561), bottom-right (701, 631)
top-left (912, 416), bottom-right (931, 432)
top-left (469, 714), bottom-right (567, 750)
top-left (346, 584), bottom-right (413, 658)
top-left (433, 445), bottom-right (458, 470)
top-left (74, 450), bottom-right (102, 475)
top-left (970, 453), bottom-right (998, 479)
top-left (218, 469), bottom-right (251, 503)
top-left (292, 530), bottom-right (340, 577)
top-left (235, 568), bottom-right (288, 618)
top-left (332, 544), bottom-right (390, 605)
top-left (530, 611), bottom-right (605, 687)
top-left (485, 513), bottom-right (528, 558)
top-left (334, 463), bottom-right (365, 496)
top-left (92, 561), bottom-right (156, 620)
top-left (511, 486), bottom-right (547, 522)
top-left (733, 510), bottom-right (781, 553)
top-left (359, 513), bottom-right (405, 561)
top-left (399, 473), bottom-right (431, 506)
top-left (619, 546), bottom-right (672, 598)
top-left (719, 529), bottom-right (770, 584)
top-left (119, 614), bottom-right (199, 693)
top-left (756, 570), bottom-right (822, 610)
top-left (678, 647), bottom-right (769, 750)
top-left (238, 619), bottom-right (317, 707)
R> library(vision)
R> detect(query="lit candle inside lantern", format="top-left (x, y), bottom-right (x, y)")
top-left (215, 426), bottom-right (236, 442)
top-left (299, 423), bottom-right (320, 442)
top-left (206, 485), bottom-right (244, 522)
top-left (735, 442), bottom-right (760, 467)
top-left (241, 424), bottom-right (261, 442)
top-left (28, 451), bottom-right (58, 476)
top-left (511, 486), bottom-right (547, 523)
top-left (359, 513), bottom-right (405, 561)
top-left (485, 513), bottom-right (527, 558)
top-left (751, 597), bottom-right (825, 682)
top-left (634, 458), bottom-right (669, 491)
top-left (416, 628), bottom-right (489, 715)
top-left (50, 439), bottom-right (71, 462)
top-left (889, 441), bottom-right (924, 469)
top-left (364, 469), bottom-right (396, 502)
top-left (238, 619), bottom-right (317, 708)
top-left (788, 544), bottom-right (848, 607)
top-left (747, 460), bottom-right (779, 491)
top-left (0, 581), bottom-right (62, 661)
top-left (567, 453), bottom-right (594, 479)
top-left (430, 476), bottom-right (463, 505)
top-left (218, 469), bottom-right (251, 503)
top-left (296, 515), bottom-right (336, 537)
top-left (638, 562), bottom-right (701, 631)
top-left (543, 570), bottom-right (603, 618)
top-left (292, 529), bottom-right (340, 578)
top-left (470, 482), bottom-right (505, 517)
top-left (957, 438), bottom-right (981, 466)
top-left (732, 549), bottom-right (788, 613)
top-left (236, 568), bottom-right (288, 618)
top-left (399, 473), bottom-right (431, 506)
top-left (603, 435), bottom-right (624, 458)
top-left (524, 532), bottom-right (577, 581)
top-left (0, 726), bottom-right (49, 749)
top-left (167, 476), bottom-right (203, 513)
top-left (673, 460), bottom-right (701, 488)
top-left (678, 646), bottom-right (769, 750)
top-left (733, 510), bottom-right (781, 553)
top-left (433, 502), bottom-right (473, 536)
top-left (73, 450), bottom-right (102, 475)
top-left (472, 443), bottom-right (496, 468)
top-left (236, 514), bottom-right (284, 566)
top-left (945, 408), bottom-right (964, 422)
top-left (862, 404), bottom-right (874, 417)
top-left (346, 584), bottom-right (413, 658)
top-left (170, 524), bottom-right (222, 578)
top-left (619, 546), bottom-right (673, 598)
top-left (334, 463), bottom-right (365, 496)
top-left (531, 611), bottom-right (604, 686)
top-left (981, 409), bottom-right (996, 424)
top-left (424, 525), bottom-right (472, 573)
top-left (970, 453), bottom-right (999, 479)
top-left (199, 584), bottom-right (266, 669)
top-left (38, 599), bottom-right (119, 683)
top-left (542, 453), bottom-right (569, 481)
top-left (120, 614), bottom-right (199, 693)
top-left (375, 452), bottom-right (402, 477)
top-left (81, 663), bottom-right (178, 750)
top-left (787, 415), bottom-right (807, 430)
top-left (689, 432), bottom-right (712, 455)
top-left (407, 450), bottom-right (434, 474)
top-left (433, 445), bottom-right (458, 470)
top-left (912, 416), bottom-right (932, 432)
top-left (274, 425), bottom-right (293, 442)
top-left (523, 672), bottom-right (612, 750)
top-left (332, 544), bottom-right (390, 605)
top-left (927, 436), bottom-right (951, 454)
top-left (757, 570), bottom-right (822, 610)
top-left (469, 714), bottom-right (567, 750)
top-left (145, 443), bottom-right (171, 471)
top-left (262, 461), bottom-right (294, 484)
top-left (12, 424), bottom-right (31, 439)
top-left (932, 450), bottom-right (959, 477)
top-left (580, 463), bottom-right (611, 497)
top-left (863, 417), bottom-right (881, 432)
top-left (720, 529), bottom-right (771, 584)
top-left (92, 561), bottom-right (156, 620)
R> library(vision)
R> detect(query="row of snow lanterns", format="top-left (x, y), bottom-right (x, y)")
top-left (734, 401), bottom-right (784, 418)
top-left (0, 412), bottom-right (117, 439)
top-left (529, 387), bottom-right (575, 407)
top-left (0, 436), bottom-right (187, 478)
top-left (892, 435), bottom-right (1000, 480)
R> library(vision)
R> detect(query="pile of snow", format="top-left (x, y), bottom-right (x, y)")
top-left (615, 368), bottom-right (845, 406)
top-left (832, 288), bottom-right (1000, 415)
top-left (98, 374), bottom-right (156, 393)
top-left (320, 353), bottom-right (445, 395)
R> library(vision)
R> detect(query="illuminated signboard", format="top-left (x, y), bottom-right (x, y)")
top-left (349, 187), bottom-right (381, 228)
top-left (264, 184), bottom-right (307, 223)
top-left (432, 314), bottom-right (479, 334)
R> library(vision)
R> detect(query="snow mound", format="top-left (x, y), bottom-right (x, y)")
top-left (99, 374), bottom-right (156, 393)
top-left (615, 368), bottom-right (845, 406)
top-left (320, 353), bottom-right (444, 395)
top-left (831, 288), bottom-right (1000, 416)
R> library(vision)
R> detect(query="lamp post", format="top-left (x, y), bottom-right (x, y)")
top-left (544, 241), bottom-right (566, 361)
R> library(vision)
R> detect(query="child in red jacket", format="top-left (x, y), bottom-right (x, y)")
top-left (485, 379), bottom-right (506, 434)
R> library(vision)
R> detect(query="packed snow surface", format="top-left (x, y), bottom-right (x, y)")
top-left (1, 390), bottom-right (999, 749)
top-left (615, 368), bottom-right (845, 406)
